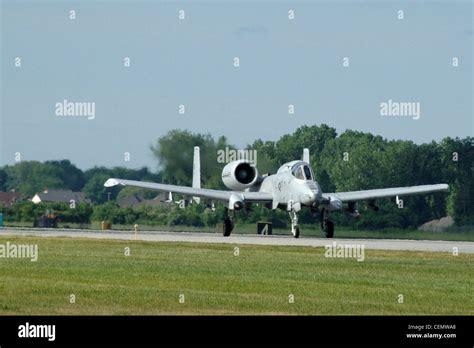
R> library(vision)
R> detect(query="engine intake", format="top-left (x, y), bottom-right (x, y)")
top-left (222, 160), bottom-right (259, 191)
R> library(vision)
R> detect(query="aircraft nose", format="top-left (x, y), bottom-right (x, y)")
top-left (301, 189), bottom-right (316, 205)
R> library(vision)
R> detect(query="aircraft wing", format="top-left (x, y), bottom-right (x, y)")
top-left (104, 178), bottom-right (273, 203)
top-left (323, 184), bottom-right (449, 202)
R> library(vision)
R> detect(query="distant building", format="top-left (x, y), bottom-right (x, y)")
top-left (31, 189), bottom-right (90, 204)
top-left (0, 192), bottom-right (24, 207)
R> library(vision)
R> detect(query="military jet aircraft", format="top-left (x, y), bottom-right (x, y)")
top-left (104, 147), bottom-right (449, 238)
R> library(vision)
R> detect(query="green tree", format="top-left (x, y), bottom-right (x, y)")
top-left (274, 124), bottom-right (337, 166)
top-left (91, 202), bottom-right (119, 223)
top-left (83, 174), bottom-right (116, 204)
top-left (45, 160), bottom-right (85, 191)
top-left (4, 161), bottom-right (66, 196)
top-left (248, 140), bottom-right (279, 174)
top-left (441, 137), bottom-right (474, 224)
top-left (84, 166), bottom-right (160, 183)
top-left (150, 129), bottom-right (230, 188)
top-left (0, 169), bottom-right (7, 191)
top-left (116, 186), bottom-right (157, 202)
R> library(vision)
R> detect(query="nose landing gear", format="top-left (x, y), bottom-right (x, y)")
top-left (288, 210), bottom-right (300, 238)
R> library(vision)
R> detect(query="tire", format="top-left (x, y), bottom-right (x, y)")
top-left (292, 225), bottom-right (300, 239)
top-left (324, 221), bottom-right (334, 238)
top-left (223, 218), bottom-right (234, 237)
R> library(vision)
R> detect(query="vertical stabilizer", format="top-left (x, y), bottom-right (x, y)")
top-left (303, 148), bottom-right (310, 164)
top-left (192, 146), bottom-right (201, 204)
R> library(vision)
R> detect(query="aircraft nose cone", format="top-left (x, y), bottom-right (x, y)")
top-left (301, 190), bottom-right (316, 205)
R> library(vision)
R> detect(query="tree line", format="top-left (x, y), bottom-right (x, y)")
top-left (0, 124), bottom-right (472, 229)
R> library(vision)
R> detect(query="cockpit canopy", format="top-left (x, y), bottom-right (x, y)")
top-left (291, 162), bottom-right (314, 181)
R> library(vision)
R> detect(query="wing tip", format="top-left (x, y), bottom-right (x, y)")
top-left (104, 178), bottom-right (121, 187)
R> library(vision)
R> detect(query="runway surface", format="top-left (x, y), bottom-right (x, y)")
top-left (1, 227), bottom-right (473, 253)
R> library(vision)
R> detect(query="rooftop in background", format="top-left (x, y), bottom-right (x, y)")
top-left (32, 190), bottom-right (90, 204)
top-left (0, 192), bottom-right (24, 207)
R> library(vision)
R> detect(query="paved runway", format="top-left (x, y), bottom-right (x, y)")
top-left (1, 228), bottom-right (473, 253)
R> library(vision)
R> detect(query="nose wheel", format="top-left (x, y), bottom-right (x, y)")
top-left (289, 210), bottom-right (300, 238)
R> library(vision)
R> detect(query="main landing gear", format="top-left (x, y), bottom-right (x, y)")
top-left (222, 208), bottom-right (234, 237)
top-left (221, 206), bottom-right (334, 239)
top-left (320, 208), bottom-right (334, 238)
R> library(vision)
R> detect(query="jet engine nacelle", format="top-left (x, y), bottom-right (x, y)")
top-left (222, 160), bottom-right (259, 191)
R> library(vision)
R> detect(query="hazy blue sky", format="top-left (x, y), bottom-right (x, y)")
top-left (1, 0), bottom-right (472, 170)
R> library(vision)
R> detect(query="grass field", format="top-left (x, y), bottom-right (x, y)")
top-left (0, 236), bottom-right (472, 315)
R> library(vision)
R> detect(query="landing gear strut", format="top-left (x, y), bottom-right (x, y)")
top-left (222, 208), bottom-right (234, 237)
top-left (288, 210), bottom-right (300, 238)
top-left (320, 208), bottom-right (334, 238)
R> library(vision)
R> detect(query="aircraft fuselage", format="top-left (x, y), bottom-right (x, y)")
top-left (258, 161), bottom-right (322, 210)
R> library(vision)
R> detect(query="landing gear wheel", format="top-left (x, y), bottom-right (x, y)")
top-left (292, 225), bottom-right (300, 239)
top-left (288, 209), bottom-right (300, 238)
top-left (320, 208), bottom-right (335, 238)
top-left (223, 217), bottom-right (234, 237)
top-left (323, 220), bottom-right (334, 238)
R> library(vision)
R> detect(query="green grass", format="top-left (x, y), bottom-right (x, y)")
top-left (0, 236), bottom-right (472, 315)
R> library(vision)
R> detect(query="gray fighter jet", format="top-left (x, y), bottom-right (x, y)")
top-left (105, 147), bottom-right (448, 238)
